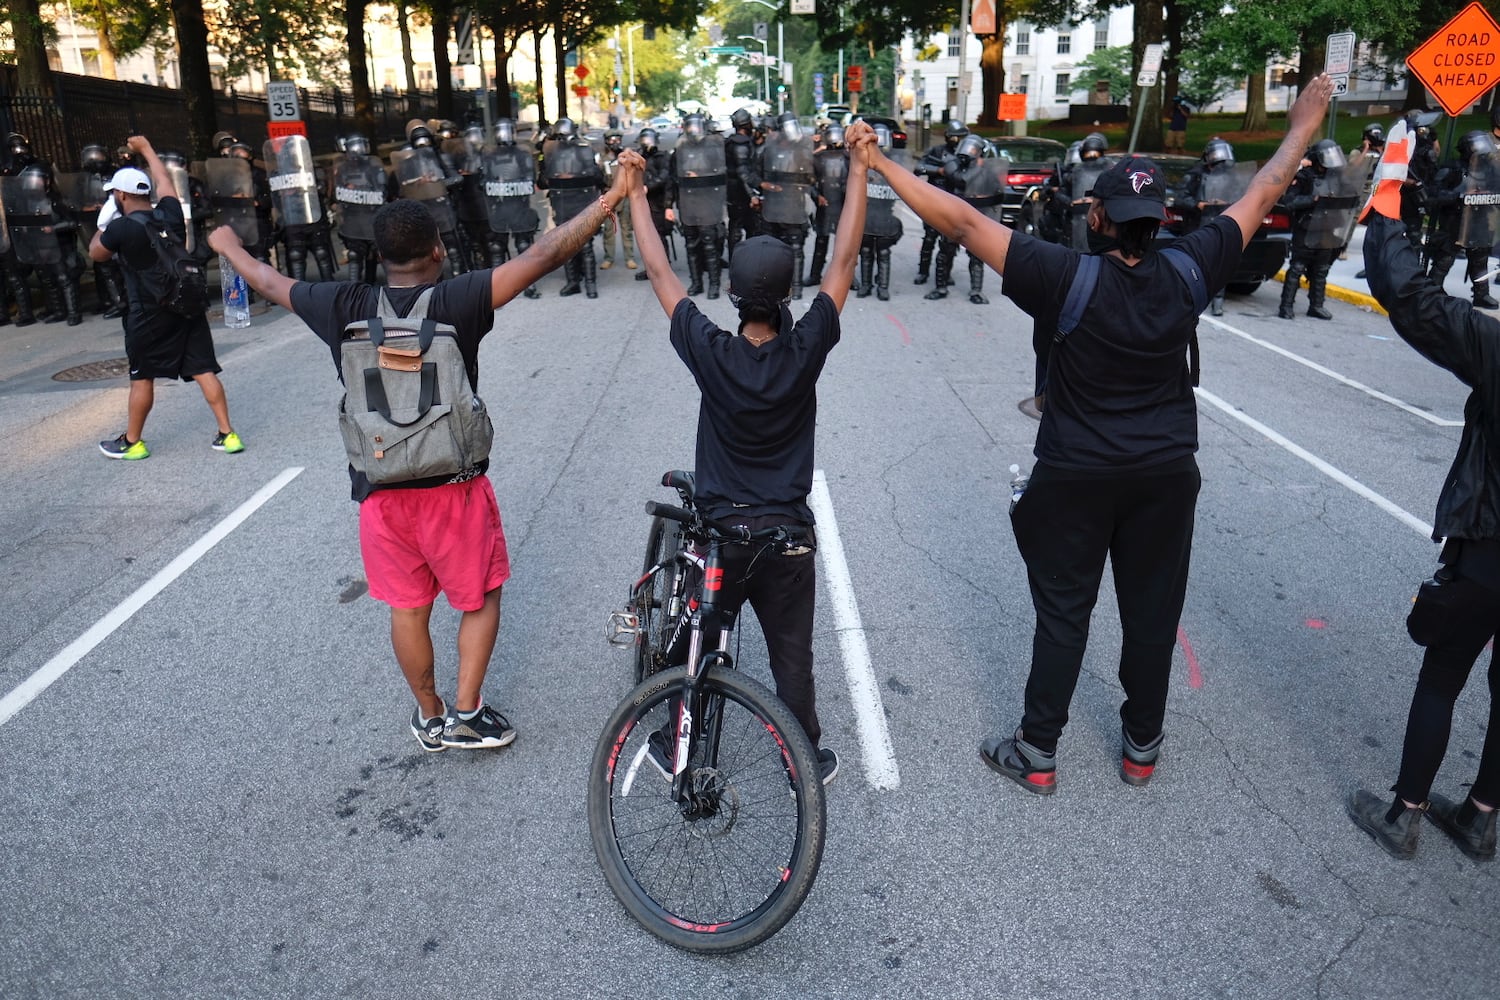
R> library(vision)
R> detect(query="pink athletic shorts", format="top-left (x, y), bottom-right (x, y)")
top-left (358, 475), bottom-right (511, 611)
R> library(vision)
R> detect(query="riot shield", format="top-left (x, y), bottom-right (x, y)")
top-left (1305, 165), bottom-right (1361, 250)
top-left (962, 156), bottom-right (1009, 220)
top-left (1199, 162), bottom-right (1256, 220)
top-left (0, 188), bottom-right (9, 254)
top-left (443, 136), bottom-right (481, 175)
top-left (760, 132), bottom-right (814, 226)
top-left (164, 164), bottom-right (195, 252)
top-left (204, 157), bottom-right (262, 245)
top-left (543, 140), bottom-right (600, 222)
top-left (59, 171), bottom-right (107, 240)
top-left (1069, 160), bottom-right (1109, 248)
top-left (391, 147), bottom-right (457, 232)
top-left (482, 145), bottom-right (541, 235)
top-left (673, 134), bottom-right (727, 228)
top-left (863, 169), bottom-right (902, 240)
top-left (1459, 149), bottom-right (1500, 250)
top-left (264, 134), bottom-right (322, 226)
top-left (332, 154), bottom-right (387, 243)
top-left (2, 173), bottom-right (62, 267)
top-left (815, 149), bottom-right (850, 221)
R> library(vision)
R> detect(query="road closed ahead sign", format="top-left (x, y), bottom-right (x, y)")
top-left (1405, 2), bottom-right (1500, 117)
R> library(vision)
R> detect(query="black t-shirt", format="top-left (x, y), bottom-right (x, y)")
top-left (289, 271), bottom-right (498, 500)
top-left (100, 197), bottom-right (190, 332)
top-left (1002, 214), bottom-right (1243, 472)
top-left (669, 293), bottom-right (841, 522)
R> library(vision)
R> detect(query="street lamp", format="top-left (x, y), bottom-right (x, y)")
top-left (738, 35), bottom-right (770, 108)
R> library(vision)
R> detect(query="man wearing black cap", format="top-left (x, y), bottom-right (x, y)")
top-left (626, 121), bottom-right (875, 787)
top-left (855, 77), bottom-right (1334, 796)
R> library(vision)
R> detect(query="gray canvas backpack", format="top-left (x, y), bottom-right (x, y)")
top-left (337, 288), bottom-right (494, 485)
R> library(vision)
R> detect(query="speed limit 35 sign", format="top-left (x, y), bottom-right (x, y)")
top-left (266, 81), bottom-right (301, 122)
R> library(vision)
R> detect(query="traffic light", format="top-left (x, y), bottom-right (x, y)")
top-left (847, 65), bottom-right (864, 93)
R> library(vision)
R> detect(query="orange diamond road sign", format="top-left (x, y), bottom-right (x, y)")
top-left (1405, 1), bottom-right (1499, 117)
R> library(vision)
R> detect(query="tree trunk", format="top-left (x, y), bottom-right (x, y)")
top-left (1131, 0), bottom-right (1165, 151)
top-left (554, 31), bottom-right (569, 122)
top-left (1296, 35), bottom-right (1326, 91)
top-left (1241, 71), bottom-right (1267, 131)
top-left (10, 0), bottom-right (55, 91)
top-left (398, 4), bottom-right (417, 93)
top-left (167, 0), bottom-right (217, 159)
top-left (977, 31), bottom-right (1006, 128)
top-left (1163, 0), bottom-right (1181, 103)
top-left (533, 28), bottom-right (547, 124)
top-left (494, 34), bottom-right (513, 118)
top-left (432, 0), bottom-right (454, 118)
top-left (345, 0), bottom-right (376, 139)
top-left (96, 27), bottom-right (119, 79)
top-left (1403, 79), bottom-right (1429, 111)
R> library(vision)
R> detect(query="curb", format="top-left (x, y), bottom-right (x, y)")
top-left (1273, 269), bottom-right (1386, 316)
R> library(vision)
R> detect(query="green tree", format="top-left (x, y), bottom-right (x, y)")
top-left (70, 0), bottom-right (172, 79)
top-left (1076, 44), bottom-right (1133, 105)
top-left (204, 0), bottom-right (336, 81)
top-left (8, 0), bottom-right (55, 91)
top-left (169, 0), bottom-right (219, 159)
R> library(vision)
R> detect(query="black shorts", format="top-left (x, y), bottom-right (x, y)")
top-left (124, 312), bottom-right (222, 382)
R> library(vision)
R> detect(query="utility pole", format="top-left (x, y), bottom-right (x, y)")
top-left (955, 0), bottom-right (972, 124)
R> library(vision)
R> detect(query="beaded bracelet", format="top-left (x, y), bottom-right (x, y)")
top-left (599, 195), bottom-right (617, 226)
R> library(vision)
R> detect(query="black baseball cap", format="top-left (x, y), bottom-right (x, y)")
top-left (1086, 155), bottom-right (1170, 223)
top-left (727, 235), bottom-right (794, 303)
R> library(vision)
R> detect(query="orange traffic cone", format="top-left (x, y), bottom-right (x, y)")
top-left (1360, 120), bottom-right (1410, 223)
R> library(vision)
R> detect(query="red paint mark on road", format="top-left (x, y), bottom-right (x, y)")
top-left (1177, 626), bottom-right (1203, 690)
top-left (887, 314), bottom-right (912, 345)
top-left (1305, 618), bottom-right (1327, 630)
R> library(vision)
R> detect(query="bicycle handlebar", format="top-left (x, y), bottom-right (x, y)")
top-left (644, 501), bottom-right (793, 543)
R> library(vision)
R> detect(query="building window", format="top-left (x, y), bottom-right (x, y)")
top-left (1055, 73), bottom-right (1071, 98)
top-left (1094, 24), bottom-right (1109, 50)
top-left (1018, 74), bottom-right (1030, 95)
top-left (947, 31), bottom-right (961, 57)
top-left (1016, 27), bottom-right (1030, 56)
top-left (1269, 67), bottom-right (1285, 90)
top-left (1057, 33), bottom-right (1071, 55)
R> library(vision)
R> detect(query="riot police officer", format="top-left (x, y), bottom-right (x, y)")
top-left (538, 117), bottom-right (604, 297)
top-left (670, 113), bottom-right (728, 298)
top-left (1427, 130), bottom-right (1500, 309)
top-left (205, 137), bottom-right (274, 267)
top-left (1180, 138), bottom-right (1241, 315)
top-left (66, 144), bottom-right (128, 317)
top-left (634, 128), bottom-right (675, 283)
top-left (0, 132), bottom-right (44, 325)
top-left (8, 162), bottom-right (86, 325)
top-left (393, 120), bottom-right (467, 276)
top-left (450, 123), bottom-right (494, 269)
top-left (598, 129), bottom-right (636, 270)
top-left (1401, 110), bottom-right (1443, 255)
top-left (806, 124), bottom-right (850, 286)
top-left (266, 133), bottom-right (337, 281)
top-left (158, 149), bottom-right (209, 263)
top-left (329, 134), bottom-right (387, 283)
top-left (758, 112), bottom-right (816, 300)
top-left (912, 120), bottom-right (968, 283)
top-left (1279, 139), bottom-right (1358, 320)
top-left (725, 107), bottom-right (762, 253)
top-left (482, 118), bottom-right (541, 298)
top-left (856, 124), bottom-right (904, 301)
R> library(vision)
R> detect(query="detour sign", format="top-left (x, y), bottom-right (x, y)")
top-left (1405, 2), bottom-right (1500, 117)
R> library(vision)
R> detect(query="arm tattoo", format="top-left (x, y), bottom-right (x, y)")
top-left (532, 200), bottom-right (609, 269)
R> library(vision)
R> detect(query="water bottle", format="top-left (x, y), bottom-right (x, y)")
top-left (219, 256), bottom-right (251, 329)
top-left (1008, 463), bottom-right (1030, 515)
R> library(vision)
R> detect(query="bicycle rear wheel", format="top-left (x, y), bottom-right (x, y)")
top-left (588, 666), bottom-right (826, 954)
top-left (632, 515), bottom-right (683, 682)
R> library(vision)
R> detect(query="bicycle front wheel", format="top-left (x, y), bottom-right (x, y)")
top-left (632, 515), bottom-right (683, 682)
top-left (587, 666), bottom-right (827, 954)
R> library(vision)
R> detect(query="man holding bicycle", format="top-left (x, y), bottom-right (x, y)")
top-left (628, 121), bottom-right (876, 785)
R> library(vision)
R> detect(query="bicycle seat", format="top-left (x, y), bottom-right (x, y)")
top-left (661, 469), bottom-right (696, 501)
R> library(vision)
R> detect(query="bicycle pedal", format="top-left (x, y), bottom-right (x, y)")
top-left (605, 611), bottom-right (641, 645)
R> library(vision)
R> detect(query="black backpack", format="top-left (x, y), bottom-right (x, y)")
top-left (130, 208), bottom-right (209, 317)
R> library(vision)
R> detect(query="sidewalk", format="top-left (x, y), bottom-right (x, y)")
top-left (1297, 223), bottom-right (1500, 315)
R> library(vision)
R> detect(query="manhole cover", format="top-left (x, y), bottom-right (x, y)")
top-left (53, 358), bottom-right (131, 382)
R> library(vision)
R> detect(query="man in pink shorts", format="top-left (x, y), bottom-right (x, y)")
top-left (209, 156), bottom-right (641, 751)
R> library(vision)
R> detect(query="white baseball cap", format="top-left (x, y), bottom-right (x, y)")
top-left (103, 167), bottom-right (151, 195)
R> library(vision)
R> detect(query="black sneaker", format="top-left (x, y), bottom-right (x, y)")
top-left (410, 701), bottom-right (447, 753)
top-left (979, 728), bottom-right (1057, 795)
top-left (440, 704), bottom-right (517, 749)
top-left (1120, 728), bottom-right (1164, 787)
top-left (1427, 792), bottom-right (1497, 861)
top-left (1346, 789), bottom-right (1423, 859)
top-left (817, 747), bottom-right (839, 786)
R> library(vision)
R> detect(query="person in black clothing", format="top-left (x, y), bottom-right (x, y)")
top-left (1424, 130), bottom-right (1499, 310)
top-left (634, 129), bottom-right (674, 283)
top-left (627, 121), bottom-right (876, 786)
top-left (1180, 138), bottom-right (1238, 316)
top-left (88, 136), bottom-right (241, 460)
top-left (208, 150), bottom-right (642, 755)
top-left (725, 107), bottom-right (762, 253)
top-left (1345, 147), bottom-right (1499, 862)
top-left (1277, 139), bottom-right (1352, 321)
top-left (1401, 110), bottom-right (1443, 255)
top-left (862, 76), bottom-right (1334, 795)
top-left (912, 120), bottom-right (968, 285)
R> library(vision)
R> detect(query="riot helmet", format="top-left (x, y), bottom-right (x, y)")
top-left (1361, 123), bottom-right (1385, 149)
top-left (1202, 138), bottom-right (1234, 168)
top-left (638, 128), bottom-right (659, 151)
top-left (684, 113), bottom-right (706, 138)
top-left (553, 117), bottom-right (577, 139)
top-left (1309, 138), bottom-right (1345, 173)
top-left (407, 123), bottom-right (435, 148)
top-left (344, 134), bottom-right (371, 156)
top-left (464, 124), bottom-right (486, 152)
top-left (955, 133), bottom-right (985, 166)
top-left (494, 119), bottom-right (516, 146)
top-left (19, 162), bottom-right (51, 195)
top-left (158, 150), bottom-right (188, 168)
top-left (1081, 133), bottom-right (1108, 160)
top-left (80, 144), bottom-right (111, 174)
top-left (707, 119), bottom-right (724, 134)
top-left (604, 129), bottom-right (624, 153)
top-left (1457, 129), bottom-right (1498, 165)
top-left (438, 120), bottom-right (460, 140)
top-left (212, 131), bottom-right (238, 155)
top-left (873, 123), bottom-right (893, 150)
top-left (731, 107), bottom-right (754, 132)
top-left (777, 112), bottom-right (803, 142)
top-left (943, 120), bottom-right (969, 150)
top-left (1064, 141), bottom-right (1082, 168)
top-left (1404, 109), bottom-right (1440, 144)
top-left (228, 141), bottom-right (254, 162)
top-left (824, 124), bottom-right (846, 149)
top-left (6, 132), bottom-right (31, 158)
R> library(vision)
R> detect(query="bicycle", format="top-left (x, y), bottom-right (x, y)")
top-left (591, 471), bottom-right (827, 953)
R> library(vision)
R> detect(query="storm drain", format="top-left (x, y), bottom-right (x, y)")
top-left (53, 358), bottom-right (131, 382)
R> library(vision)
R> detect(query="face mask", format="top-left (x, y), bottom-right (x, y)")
top-left (1086, 228), bottom-right (1122, 255)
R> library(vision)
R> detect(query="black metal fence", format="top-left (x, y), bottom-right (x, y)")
top-left (0, 65), bottom-right (466, 167)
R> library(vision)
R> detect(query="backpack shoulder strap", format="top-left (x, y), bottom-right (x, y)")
top-left (1159, 246), bottom-right (1206, 387)
top-left (366, 286), bottom-right (440, 351)
top-left (1054, 253), bottom-right (1100, 342)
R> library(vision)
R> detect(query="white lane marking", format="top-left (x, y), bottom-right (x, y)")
top-left (810, 469), bottom-right (901, 791)
top-left (1196, 388), bottom-right (1433, 538)
top-left (0, 468), bottom-right (305, 728)
top-left (1200, 315), bottom-right (1463, 427)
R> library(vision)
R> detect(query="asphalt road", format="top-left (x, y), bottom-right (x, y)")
top-left (0, 212), bottom-right (1494, 998)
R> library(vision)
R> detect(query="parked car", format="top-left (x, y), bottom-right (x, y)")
top-left (848, 114), bottom-right (907, 149)
top-left (981, 137), bottom-right (1067, 230)
top-left (647, 115), bottom-right (676, 130)
top-left (1150, 152), bottom-right (1290, 294)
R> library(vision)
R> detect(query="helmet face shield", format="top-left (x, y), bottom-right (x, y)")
top-left (346, 135), bottom-right (370, 156)
top-left (1311, 140), bottom-right (1346, 171)
top-left (781, 117), bottom-right (803, 142)
top-left (638, 128), bottom-right (658, 150)
top-left (684, 115), bottom-right (705, 138)
top-left (554, 117), bottom-right (576, 138)
top-left (874, 124), bottom-right (892, 150)
top-left (955, 134), bottom-right (984, 161)
top-left (825, 124), bottom-right (845, 148)
top-left (494, 120), bottom-right (515, 145)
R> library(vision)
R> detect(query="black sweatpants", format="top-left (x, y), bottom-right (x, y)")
top-left (1010, 457), bottom-right (1201, 753)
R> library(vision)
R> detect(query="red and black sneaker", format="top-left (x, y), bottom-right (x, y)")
top-left (1120, 728), bottom-right (1164, 787)
top-left (979, 729), bottom-right (1057, 796)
